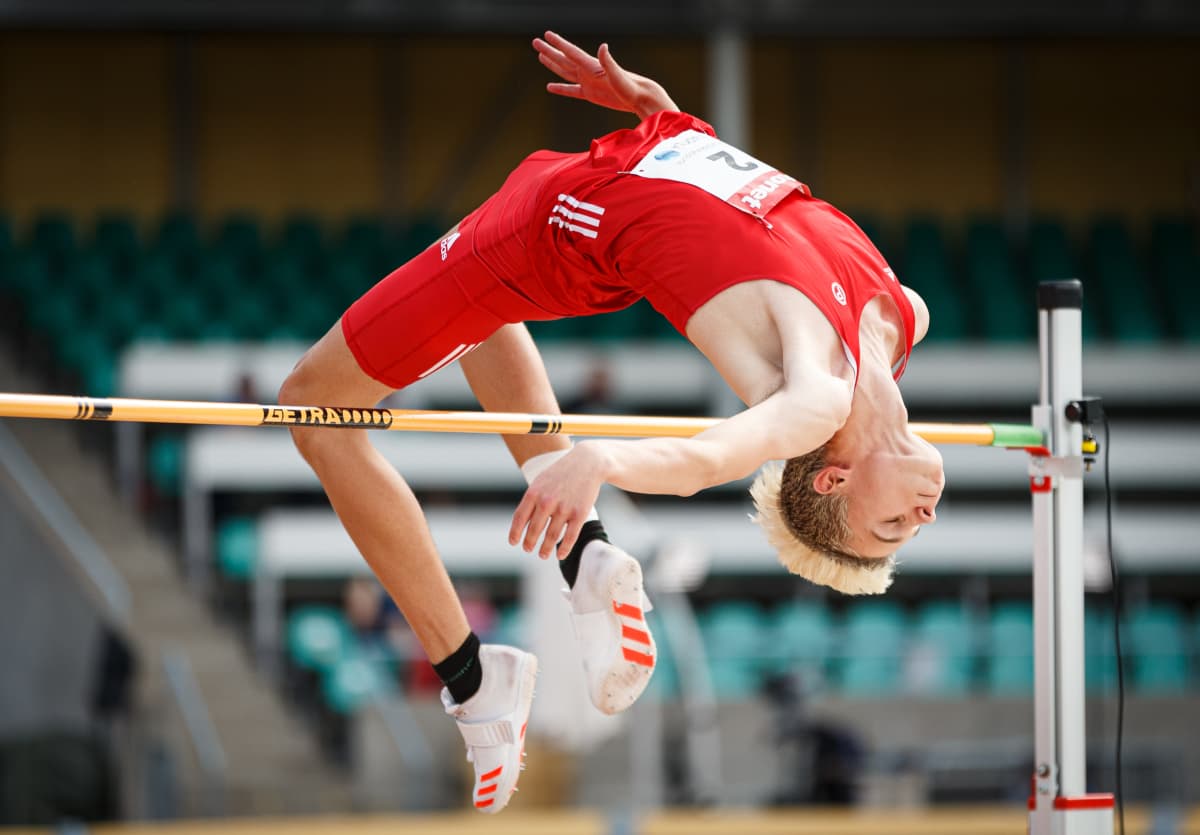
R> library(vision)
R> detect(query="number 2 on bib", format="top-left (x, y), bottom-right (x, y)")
top-left (629, 129), bottom-right (810, 220)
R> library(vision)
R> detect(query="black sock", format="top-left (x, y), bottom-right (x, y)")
top-left (433, 631), bottom-right (483, 705)
top-left (560, 519), bottom-right (609, 589)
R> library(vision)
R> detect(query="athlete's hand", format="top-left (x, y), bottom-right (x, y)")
top-left (532, 31), bottom-right (678, 121)
top-left (509, 443), bottom-right (607, 560)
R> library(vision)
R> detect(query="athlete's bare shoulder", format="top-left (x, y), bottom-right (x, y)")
top-left (684, 280), bottom-right (850, 406)
top-left (902, 285), bottom-right (931, 345)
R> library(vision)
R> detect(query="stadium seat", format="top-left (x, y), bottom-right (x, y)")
top-left (1125, 602), bottom-right (1190, 694)
top-left (287, 606), bottom-right (354, 672)
top-left (1084, 605), bottom-right (1118, 695)
top-left (214, 214), bottom-right (264, 269)
top-left (837, 600), bottom-right (907, 697)
top-left (901, 218), bottom-right (967, 340)
top-left (94, 213), bottom-right (141, 273)
top-left (322, 652), bottom-right (394, 714)
top-left (216, 515), bottom-right (257, 580)
top-left (700, 601), bottom-right (768, 699)
top-left (31, 212), bottom-right (77, 269)
top-left (965, 218), bottom-right (1033, 341)
top-left (765, 599), bottom-right (833, 683)
top-left (907, 600), bottom-right (976, 696)
top-left (147, 433), bottom-right (185, 496)
top-left (1150, 216), bottom-right (1200, 340)
top-left (1088, 218), bottom-right (1163, 341)
top-left (986, 601), bottom-right (1033, 695)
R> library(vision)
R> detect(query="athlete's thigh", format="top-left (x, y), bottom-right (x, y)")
top-left (284, 317), bottom-right (395, 408)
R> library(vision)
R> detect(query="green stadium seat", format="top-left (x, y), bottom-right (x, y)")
top-left (147, 433), bottom-right (185, 496)
top-left (195, 253), bottom-right (243, 308)
top-left (31, 212), bottom-right (77, 267)
top-left (765, 600), bottom-right (832, 681)
top-left (322, 652), bottom-right (394, 714)
top-left (846, 211), bottom-right (886, 255)
top-left (701, 601), bottom-right (767, 699)
top-left (228, 294), bottom-right (272, 339)
top-left (216, 515), bottom-right (257, 579)
top-left (28, 291), bottom-right (80, 341)
top-left (341, 216), bottom-right (384, 259)
top-left (279, 214), bottom-right (325, 263)
top-left (965, 218), bottom-right (1033, 341)
top-left (902, 218), bottom-right (968, 340)
top-left (837, 601), bottom-right (907, 697)
top-left (4, 251), bottom-right (50, 305)
top-left (214, 214), bottom-right (263, 268)
top-left (1125, 603), bottom-right (1189, 694)
top-left (908, 601), bottom-right (976, 695)
top-left (328, 254), bottom-right (374, 308)
top-left (1084, 606), bottom-right (1118, 695)
top-left (0, 214), bottom-right (11, 255)
top-left (134, 253), bottom-right (181, 312)
top-left (94, 213), bottom-right (141, 272)
top-left (154, 213), bottom-right (201, 260)
top-left (287, 606), bottom-right (354, 672)
top-left (161, 293), bottom-right (211, 340)
top-left (527, 317), bottom-right (590, 342)
top-left (67, 252), bottom-right (116, 305)
top-left (1029, 219), bottom-right (1101, 341)
top-left (1088, 218), bottom-right (1164, 341)
top-left (1150, 217), bottom-right (1200, 340)
top-left (987, 602), bottom-right (1033, 695)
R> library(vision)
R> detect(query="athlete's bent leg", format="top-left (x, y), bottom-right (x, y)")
top-left (279, 320), bottom-right (472, 661)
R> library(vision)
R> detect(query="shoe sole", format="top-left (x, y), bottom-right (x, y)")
top-left (594, 555), bottom-right (656, 715)
top-left (479, 651), bottom-right (538, 815)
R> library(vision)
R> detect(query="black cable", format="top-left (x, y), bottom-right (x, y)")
top-left (1102, 413), bottom-right (1125, 835)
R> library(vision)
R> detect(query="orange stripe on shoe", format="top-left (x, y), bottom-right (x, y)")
top-left (621, 624), bottom-right (651, 645)
top-left (520, 721), bottom-right (527, 739)
top-left (479, 765), bottom-right (503, 782)
top-left (612, 601), bottom-right (644, 621)
top-left (475, 798), bottom-right (495, 809)
top-left (477, 784), bottom-right (497, 796)
top-left (622, 647), bottom-right (655, 667)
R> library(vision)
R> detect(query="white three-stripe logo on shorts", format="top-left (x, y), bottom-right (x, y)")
top-left (548, 193), bottom-right (604, 239)
top-left (418, 342), bottom-right (481, 379)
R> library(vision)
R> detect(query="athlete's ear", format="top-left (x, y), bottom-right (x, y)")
top-left (812, 465), bottom-right (850, 495)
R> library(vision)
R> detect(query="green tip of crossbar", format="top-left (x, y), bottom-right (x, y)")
top-left (988, 423), bottom-right (1045, 448)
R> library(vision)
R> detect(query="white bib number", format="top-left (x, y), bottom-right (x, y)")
top-left (629, 129), bottom-right (808, 219)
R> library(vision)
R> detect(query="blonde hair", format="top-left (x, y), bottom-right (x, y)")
top-left (749, 450), bottom-right (895, 595)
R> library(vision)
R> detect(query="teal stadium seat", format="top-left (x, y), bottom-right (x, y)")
top-left (287, 606), bottom-right (354, 672)
top-left (1029, 219), bottom-right (1101, 341)
top-left (1088, 218), bottom-right (1163, 341)
top-left (322, 652), bottom-right (394, 714)
top-left (838, 600), bottom-right (907, 697)
top-left (216, 516), bottom-right (257, 580)
top-left (987, 602), bottom-right (1033, 695)
top-left (279, 214), bottom-right (324, 264)
top-left (154, 213), bottom-right (202, 269)
top-left (901, 218), bottom-right (967, 341)
top-left (147, 433), bottom-right (186, 497)
top-left (700, 601), bottom-right (767, 699)
top-left (94, 213), bottom-right (141, 273)
top-left (765, 600), bottom-right (833, 685)
top-left (1125, 603), bottom-right (1190, 694)
top-left (908, 600), bottom-right (976, 696)
top-left (1150, 217), bottom-right (1200, 341)
top-left (965, 218), bottom-right (1033, 341)
top-left (1084, 605), bottom-right (1118, 695)
top-left (31, 212), bottom-right (77, 271)
top-left (214, 214), bottom-right (264, 270)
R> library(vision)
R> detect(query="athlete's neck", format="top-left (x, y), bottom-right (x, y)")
top-left (832, 344), bottom-right (910, 459)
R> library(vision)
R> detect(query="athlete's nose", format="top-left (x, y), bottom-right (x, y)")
top-left (915, 500), bottom-right (937, 525)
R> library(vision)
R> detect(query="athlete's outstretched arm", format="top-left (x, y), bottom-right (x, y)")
top-left (509, 375), bottom-right (852, 558)
top-left (533, 31), bottom-right (678, 121)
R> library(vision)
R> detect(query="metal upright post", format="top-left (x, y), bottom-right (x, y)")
top-left (1029, 280), bottom-right (1113, 835)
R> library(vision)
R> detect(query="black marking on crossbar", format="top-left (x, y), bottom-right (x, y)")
top-left (89, 400), bottom-right (113, 420)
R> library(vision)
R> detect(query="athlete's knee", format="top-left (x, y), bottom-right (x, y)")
top-left (278, 353), bottom-right (331, 460)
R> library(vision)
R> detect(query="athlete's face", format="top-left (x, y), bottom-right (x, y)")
top-left (839, 438), bottom-right (945, 560)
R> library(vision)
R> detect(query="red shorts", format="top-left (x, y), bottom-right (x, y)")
top-left (341, 154), bottom-right (567, 390)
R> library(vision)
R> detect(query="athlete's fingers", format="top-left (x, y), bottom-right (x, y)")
top-left (598, 43), bottom-right (636, 96)
top-left (509, 492), bottom-right (536, 545)
top-left (540, 517), bottom-right (570, 560)
top-left (546, 82), bottom-right (585, 100)
top-left (557, 517), bottom-right (585, 560)
top-left (535, 43), bottom-right (575, 79)
top-left (522, 501), bottom-right (555, 553)
top-left (544, 31), bottom-right (600, 72)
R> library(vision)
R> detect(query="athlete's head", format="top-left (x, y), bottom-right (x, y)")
top-left (750, 429), bottom-right (944, 594)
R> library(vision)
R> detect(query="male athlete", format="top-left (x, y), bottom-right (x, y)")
top-left (279, 32), bottom-right (944, 813)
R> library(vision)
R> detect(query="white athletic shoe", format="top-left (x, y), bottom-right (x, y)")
top-left (442, 644), bottom-right (538, 814)
top-left (565, 540), bottom-right (656, 715)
